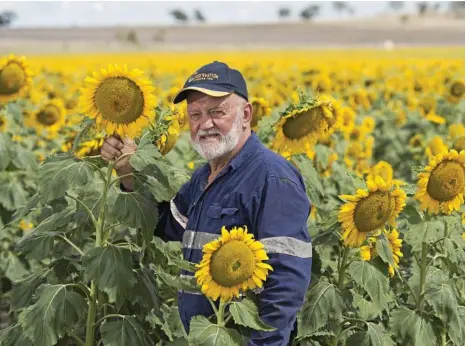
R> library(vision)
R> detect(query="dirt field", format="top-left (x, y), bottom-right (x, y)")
top-left (0, 14), bottom-right (464, 54)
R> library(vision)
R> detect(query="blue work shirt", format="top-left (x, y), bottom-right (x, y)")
top-left (155, 132), bottom-right (313, 346)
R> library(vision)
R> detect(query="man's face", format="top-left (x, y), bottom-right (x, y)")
top-left (186, 91), bottom-right (244, 161)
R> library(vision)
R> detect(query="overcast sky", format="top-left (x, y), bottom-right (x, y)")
top-left (0, 1), bottom-right (445, 28)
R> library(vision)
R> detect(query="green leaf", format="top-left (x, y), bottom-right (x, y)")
top-left (389, 307), bottom-right (437, 346)
top-left (425, 281), bottom-right (458, 324)
top-left (297, 281), bottom-right (344, 338)
top-left (10, 268), bottom-right (50, 310)
top-left (156, 266), bottom-right (200, 293)
top-left (400, 204), bottom-right (423, 224)
top-left (348, 261), bottom-right (391, 311)
top-left (12, 146), bottom-right (38, 171)
top-left (146, 304), bottom-right (186, 341)
top-left (0, 251), bottom-right (29, 282)
top-left (375, 234), bottom-right (395, 267)
top-left (0, 133), bottom-right (12, 171)
top-left (229, 298), bottom-right (276, 331)
top-left (0, 173), bottom-right (29, 211)
top-left (38, 154), bottom-right (95, 203)
top-left (404, 221), bottom-right (444, 252)
top-left (0, 324), bottom-right (34, 346)
top-left (447, 305), bottom-right (465, 346)
top-left (109, 189), bottom-right (158, 244)
top-left (15, 231), bottom-right (59, 260)
top-left (10, 193), bottom-right (41, 224)
top-left (188, 316), bottom-right (244, 346)
top-left (18, 284), bottom-right (87, 346)
top-left (365, 322), bottom-right (396, 346)
top-left (129, 142), bottom-right (162, 171)
top-left (314, 144), bottom-right (331, 167)
top-left (100, 316), bottom-right (153, 346)
top-left (82, 245), bottom-right (136, 307)
top-left (133, 267), bottom-right (161, 311)
top-left (408, 265), bottom-right (448, 302)
top-left (352, 292), bottom-right (382, 320)
top-left (292, 154), bottom-right (324, 206)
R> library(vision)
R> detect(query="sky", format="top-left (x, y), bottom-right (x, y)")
top-left (0, 1), bottom-right (448, 28)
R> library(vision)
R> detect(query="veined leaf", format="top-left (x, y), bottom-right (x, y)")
top-left (404, 221), bottom-right (444, 252)
top-left (0, 251), bottom-right (29, 282)
top-left (292, 154), bottom-right (324, 196)
top-left (109, 188), bottom-right (158, 244)
top-left (188, 316), bottom-right (244, 346)
top-left (10, 193), bottom-right (40, 225)
top-left (389, 307), bottom-right (437, 346)
top-left (133, 267), bottom-right (161, 311)
top-left (348, 261), bottom-right (391, 311)
top-left (146, 304), bottom-right (186, 341)
top-left (10, 267), bottom-right (51, 310)
top-left (15, 230), bottom-right (60, 260)
top-left (352, 292), bottom-right (383, 320)
top-left (447, 305), bottom-right (465, 346)
top-left (12, 146), bottom-right (38, 171)
top-left (38, 153), bottom-right (95, 203)
top-left (129, 142), bottom-right (162, 171)
top-left (156, 266), bottom-right (200, 293)
top-left (425, 281), bottom-right (458, 324)
top-left (365, 322), bottom-right (396, 346)
top-left (0, 324), bottom-right (34, 346)
top-left (400, 204), bottom-right (422, 224)
top-left (82, 245), bottom-right (136, 308)
top-left (297, 281), bottom-right (344, 338)
top-left (18, 284), bottom-right (87, 346)
top-left (229, 298), bottom-right (276, 331)
top-left (408, 265), bottom-right (448, 302)
top-left (100, 316), bottom-right (153, 346)
top-left (376, 233), bottom-right (395, 267)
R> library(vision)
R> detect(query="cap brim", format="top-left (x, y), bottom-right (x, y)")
top-left (172, 85), bottom-right (232, 104)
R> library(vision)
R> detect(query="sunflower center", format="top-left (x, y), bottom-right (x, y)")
top-left (210, 240), bottom-right (256, 287)
top-left (36, 105), bottom-right (60, 126)
top-left (427, 160), bottom-right (464, 202)
top-left (354, 191), bottom-right (394, 233)
top-left (451, 82), bottom-right (465, 97)
top-left (282, 107), bottom-right (324, 140)
top-left (93, 77), bottom-right (144, 124)
top-left (0, 62), bottom-right (26, 96)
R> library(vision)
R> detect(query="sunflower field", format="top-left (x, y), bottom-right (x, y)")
top-left (0, 47), bottom-right (465, 346)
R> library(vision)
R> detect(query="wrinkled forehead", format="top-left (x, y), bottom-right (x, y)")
top-left (186, 92), bottom-right (235, 111)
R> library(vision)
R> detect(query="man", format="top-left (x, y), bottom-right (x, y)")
top-left (101, 61), bottom-right (313, 345)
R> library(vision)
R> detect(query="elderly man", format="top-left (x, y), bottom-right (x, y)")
top-left (101, 61), bottom-right (313, 345)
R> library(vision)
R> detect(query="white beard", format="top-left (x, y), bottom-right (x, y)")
top-left (191, 110), bottom-right (243, 161)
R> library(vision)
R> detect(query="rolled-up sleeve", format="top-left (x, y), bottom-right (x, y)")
top-left (246, 175), bottom-right (313, 346)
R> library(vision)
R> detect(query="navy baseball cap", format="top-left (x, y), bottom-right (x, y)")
top-left (172, 61), bottom-right (248, 104)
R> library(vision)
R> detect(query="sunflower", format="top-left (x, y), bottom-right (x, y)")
top-left (250, 96), bottom-right (272, 130)
top-left (79, 64), bottom-right (156, 139)
top-left (415, 149), bottom-right (465, 215)
top-left (157, 118), bottom-right (180, 156)
top-left (75, 137), bottom-right (105, 158)
top-left (366, 161), bottom-right (405, 187)
top-left (386, 229), bottom-right (403, 277)
top-left (447, 79), bottom-right (465, 104)
top-left (338, 176), bottom-right (407, 248)
top-left (425, 136), bottom-right (449, 158)
top-left (448, 123), bottom-right (465, 152)
top-left (409, 134), bottom-right (424, 148)
top-left (0, 54), bottom-right (33, 104)
top-left (272, 95), bottom-right (340, 153)
top-left (28, 98), bottom-right (67, 134)
top-left (195, 226), bottom-right (273, 302)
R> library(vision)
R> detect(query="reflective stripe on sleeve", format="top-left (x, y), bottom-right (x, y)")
top-left (182, 230), bottom-right (218, 249)
top-left (260, 236), bottom-right (312, 258)
top-left (170, 198), bottom-right (188, 229)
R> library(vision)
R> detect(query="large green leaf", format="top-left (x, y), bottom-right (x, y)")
top-left (188, 316), bottom-right (244, 346)
top-left (82, 245), bottom-right (136, 307)
top-left (365, 322), bottom-right (396, 346)
top-left (133, 267), bottom-right (161, 311)
top-left (297, 281), bottom-right (344, 338)
top-left (292, 154), bottom-right (324, 204)
top-left (38, 154), bottom-right (95, 203)
top-left (18, 284), bottom-right (87, 346)
top-left (0, 251), bottom-right (29, 282)
top-left (348, 261), bottom-right (391, 311)
top-left (352, 292), bottom-right (382, 321)
top-left (10, 268), bottom-right (51, 310)
top-left (129, 142), bottom-right (162, 172)
top-left (146, 304), bottom-right (186, 341)
top-left (0, 173), bottom-right (29, 211)
top-left (447, 305), bottom-right (465, 346)
top-left (14, 231), bottom-right (60, 260)
top-left (0, 324), bottom-right (34, 346)
top-left (10, 193), bottom-right (40, 224)
top-left (229, 298), bottom-right (276, 331)
top-left (389, 307), bottom-right (437, 346)
top-left (155, 266), bottom-right (200, 293)
top-left (100, 316), bottom-right (153, 346)
top-left (408, 265), bottom-right (448, 302)
top-left (12, 146), bottom-right (38, 171)
top-left (109, 189), bottom-right (158, 244)
top-left (404, 221), bottom-right (444, 252)
top-left (425, 281), bottom-right (458, 324)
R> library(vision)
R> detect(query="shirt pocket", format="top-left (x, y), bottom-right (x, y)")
top-left (206, 202), bottom-right (240, 229)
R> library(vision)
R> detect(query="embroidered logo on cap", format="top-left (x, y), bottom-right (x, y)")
top-left (188, 72), bottom-right (219, 83)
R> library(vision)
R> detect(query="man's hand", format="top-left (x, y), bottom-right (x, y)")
top-left (101, 135), bottom-right (137, 191)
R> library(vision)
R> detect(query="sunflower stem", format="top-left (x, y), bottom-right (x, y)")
top-left (217, 300), bottom-right (226, 327)
top-left (84, 162), bottom-right (114, 346)
top-left (441, 326), bottom-right (447, 346)
top-left (337, 246), bottom-right (351, 289)
top-left (416, 241), bottom-right (428, 313)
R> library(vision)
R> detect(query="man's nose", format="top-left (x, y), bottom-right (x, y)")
top-left (199, 116), bottom-right (214, 131)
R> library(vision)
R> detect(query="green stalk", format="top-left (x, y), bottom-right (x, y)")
top-left (217, 300), bottom-right (226, 327)
top-left (441, 326), bottom-right (447, 346)
top-left (338, 246), bottom-right (351, 289)
top-left (416, 242), bottom-right (428, 313)
top-left (84, 163), bottom-right (114, 346)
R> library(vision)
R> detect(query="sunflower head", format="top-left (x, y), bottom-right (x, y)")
top-left (447, 80), bottom-right (465, 103)
top-left (338, 176), bottom-right (407, 248)
top-left (195, 226), bottom-right (273, 302)
top-left (250, 96), bottom-right (272, 129)
top-left (415, 149), bottom-right (465, 215)
top-left (0, 54), bottom-right (33, 104)
top-left (80, 64), bottom-right (156, 139)
top-left (27, 98), bottom-right (67, 134)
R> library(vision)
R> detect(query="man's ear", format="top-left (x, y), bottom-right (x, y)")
top-left (243, 102), bottom-right (253, 126)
